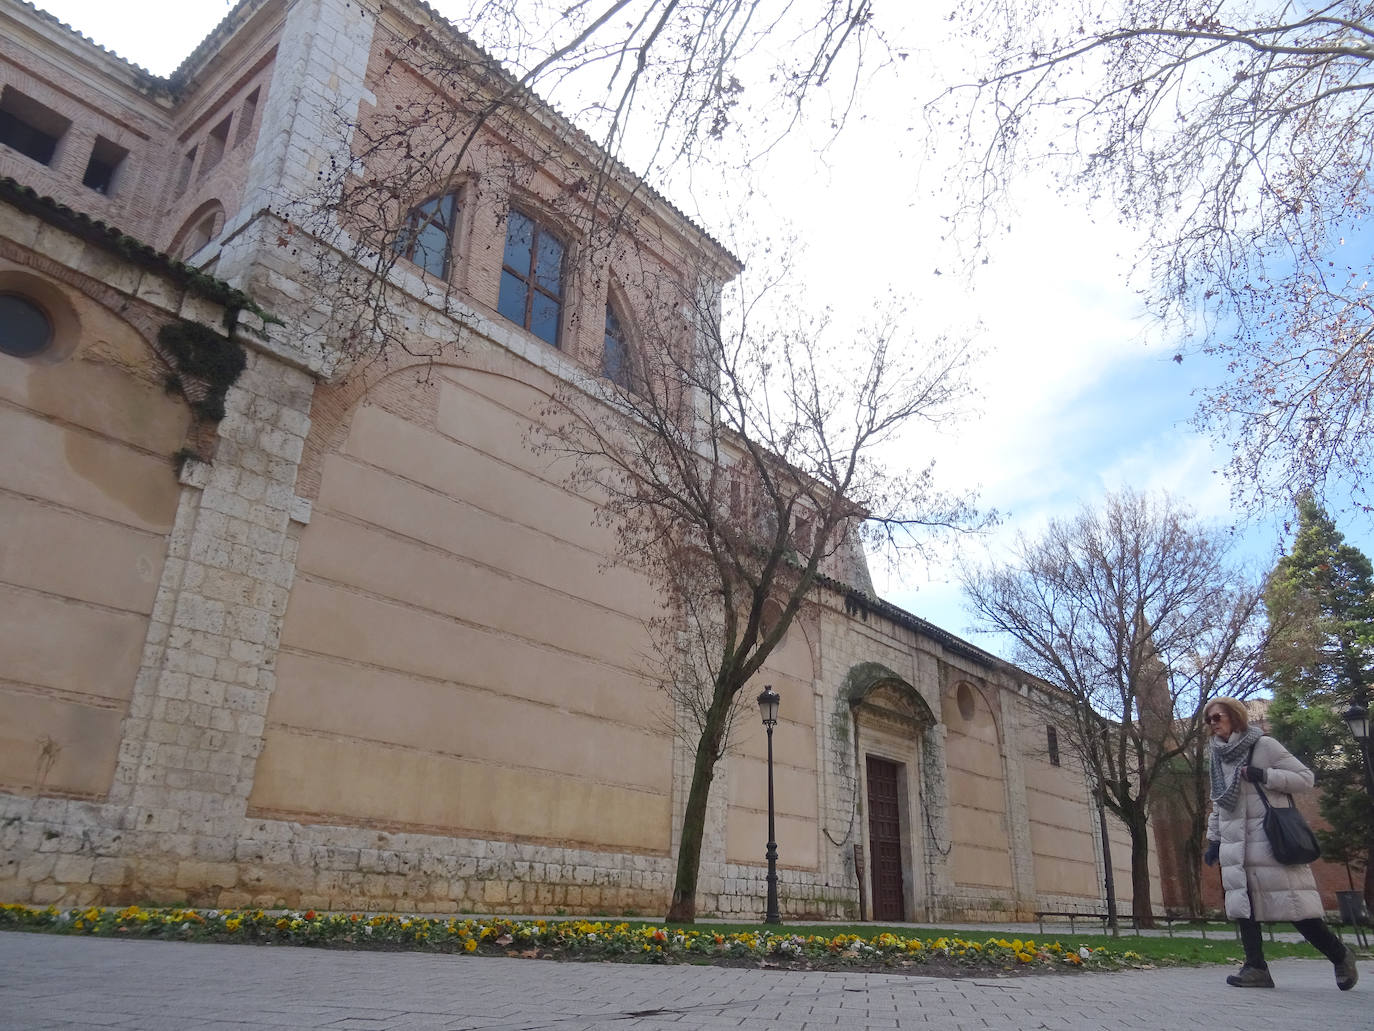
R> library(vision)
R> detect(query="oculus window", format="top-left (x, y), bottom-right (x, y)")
top-left (498, 209), bottom-right (564, 347)
top-left (0, 294), bottom-right (53, 358)
top-left (394, 192), bottom-right (459, 279)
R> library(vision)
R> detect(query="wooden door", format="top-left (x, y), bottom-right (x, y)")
top-left (866, 755), bottom-right (905, 922)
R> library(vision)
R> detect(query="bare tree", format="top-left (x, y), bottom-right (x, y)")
top-left (452, 0), bottom-right (884, 172)
top-left (962, 489), bottom-right (1270, 926)
top-left (939, 0), bottom-right (1374, 513)
top-left (290, 0), bottom-right (884, 363)
top-left (265, 4), bottom-right (966, 922)
top-left (534, 255), bottom-right (984, 922)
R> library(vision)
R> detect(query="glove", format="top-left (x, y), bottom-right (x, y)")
top-left (1241, 765), bottom-right (1267, 784)
top-left (1204, 840), bottom-right (1220, 867)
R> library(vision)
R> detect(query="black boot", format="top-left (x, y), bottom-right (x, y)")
top-left (1335, 949), bottom-right (1359, 991)
top-left (1226, 964), bottom-right (1275, 988)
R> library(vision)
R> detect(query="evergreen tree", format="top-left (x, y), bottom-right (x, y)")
top-left (1264, 498), bottom-right (1374, 903)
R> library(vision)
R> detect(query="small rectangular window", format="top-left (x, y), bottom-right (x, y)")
top-left (233, 88), bottom-right (260, 147)
top-left (200, 115), bottom-right (232, 176)
top-left (0, 87), bottom-right (71, 166)
top-left (175, 145), bottom-right (197, 196)
top-left (82, 136), bottom-right (128, 194)
top-left (1047, 725), bottom-right (1060, 766)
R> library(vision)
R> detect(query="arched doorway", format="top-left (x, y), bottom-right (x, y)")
top-left (841, 663), bottom-right (938, 922)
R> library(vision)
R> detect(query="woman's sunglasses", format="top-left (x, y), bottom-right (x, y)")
top-left (1204, 713), bottom-right (1227, 724)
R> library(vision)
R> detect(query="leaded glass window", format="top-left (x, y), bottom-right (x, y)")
top-left (394, 192), bottom-right (459, 278)
top-left (497, 209), bottom-right (565, 347)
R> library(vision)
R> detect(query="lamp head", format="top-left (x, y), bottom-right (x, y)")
top-left (1344, 701), bottom-right (1370, 743)
top-left (757, 685), bottom-right (780, 727)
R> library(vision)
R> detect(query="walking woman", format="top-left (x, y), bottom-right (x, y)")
top-left (1203, 696), bottom-right (1359, 989)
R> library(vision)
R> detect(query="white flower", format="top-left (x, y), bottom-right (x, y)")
top-left (1078, 947), bottom-right (1091, 960)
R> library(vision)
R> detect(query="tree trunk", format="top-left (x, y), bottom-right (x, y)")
top-left (1127, 809), bottom-right (1155, 928)
top-left (1173, 833), bottom-right (1202, 918)
top-left (1093, 788), bottom-right (1118, 931)
top-left (1185, 749), bottom-right (1208, 917)
top-left (1365, 836), bottom-right (1374, 911)
top-left (664, 698), bottom-right (729, 923)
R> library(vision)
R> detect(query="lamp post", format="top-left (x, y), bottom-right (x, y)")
top-left (1343, 692), bottom-right (1374, 799)
top-left (757, 684), bottom-right (781, 925)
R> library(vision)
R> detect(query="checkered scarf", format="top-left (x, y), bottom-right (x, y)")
top-left (1209, 725), bottom-right (1263, 812)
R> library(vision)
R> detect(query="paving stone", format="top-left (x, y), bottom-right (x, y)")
top-left (1, 932), bottom-right (1368, 1030)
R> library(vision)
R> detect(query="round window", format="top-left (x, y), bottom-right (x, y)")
top-left (0, 294), bottom-right (53, 358)
top-left (956, 682), bottom-right (977, 721)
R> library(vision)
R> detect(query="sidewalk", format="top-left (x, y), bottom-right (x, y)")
top-left (884, 919), bottom-right (1327, 944)
top-left (0, 930), bottom-right (1364, 1030)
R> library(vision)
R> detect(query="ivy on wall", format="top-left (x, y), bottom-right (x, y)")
top-left (158, 319), bottom-right (247, 423)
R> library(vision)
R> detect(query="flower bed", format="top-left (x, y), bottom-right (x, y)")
top-left (0, 904), bottom-right (1145, 974)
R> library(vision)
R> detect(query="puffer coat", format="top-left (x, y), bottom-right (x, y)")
top-left (1206, 734), bottom-right (1323, 922)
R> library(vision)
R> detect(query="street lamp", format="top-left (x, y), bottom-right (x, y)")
top-left (757, 684), bottom-right (781, 925)
top-left (1343, 694), bottom-right (1374, 797)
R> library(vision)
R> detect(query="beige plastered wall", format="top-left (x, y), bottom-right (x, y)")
top-left (941, 680), bottom-right (1015, 892)
top-left (1023, 745), bottom-right (1101, 899)
top-left (1018, 697), bottom-right (1165, 914)
top-left (724, 624), bottom-right (821, 872)
top-left (0, 261), bottom-right (190, 802)
top-left (253, 349), bottom-right (674, 855)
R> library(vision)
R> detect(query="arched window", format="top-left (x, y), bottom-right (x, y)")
top-left (0, 293), bottom-right (54, 358)
top-left (497, 208), bottom-right (565, 347)
top-left (170, 200), bottom-right (226, 260)
top-left (394, 192), bottom-right (459, 279)
top-left (602, 302), bottom-right (633, 389)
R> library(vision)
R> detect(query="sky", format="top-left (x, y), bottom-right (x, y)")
top-left (29, 0), bottom-right (1374, 660)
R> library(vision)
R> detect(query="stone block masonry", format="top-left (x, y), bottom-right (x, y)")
top-left (104, 346), bottom-right (316, 860)
top-left (0, 792), bottom-right (671, 916)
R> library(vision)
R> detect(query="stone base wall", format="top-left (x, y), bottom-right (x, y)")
top-left (924, 889), bottom-right (1034, 924)
top-left (1, 793), bottom-right (867, 920)
top-left (716, 860), bottom-right (859, 922)
top-left (1, 792), bottom-right (1126, 923)
top-left (0, 793), bottom-right (674, 916)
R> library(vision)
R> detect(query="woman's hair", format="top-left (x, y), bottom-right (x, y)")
top-left (1205, 696), bottom-right (1250, 732)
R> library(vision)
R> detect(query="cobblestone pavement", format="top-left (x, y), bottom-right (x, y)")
top-left (1, 931), bottom-right (1366, 1031)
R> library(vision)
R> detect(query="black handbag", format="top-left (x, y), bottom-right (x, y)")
top-left (1253, 779), bottom-right (1322, 866)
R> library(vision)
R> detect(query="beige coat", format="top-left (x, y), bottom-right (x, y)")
top-left (1206, 734), bottom-right (1324, 922)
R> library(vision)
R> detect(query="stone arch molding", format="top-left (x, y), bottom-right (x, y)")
top-left (841, 662), bottom-right (936, 731)
top-left (840, 662), bottom-right (949, 921)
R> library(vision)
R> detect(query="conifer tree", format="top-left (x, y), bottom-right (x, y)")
top-left (1264, 498), bottom-right (1374, 904)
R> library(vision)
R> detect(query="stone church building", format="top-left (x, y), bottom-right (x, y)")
top-left (0, 0), bottom-right (1161, 920)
